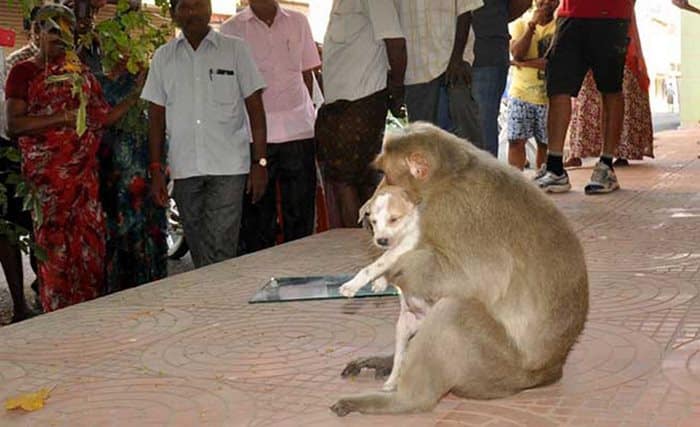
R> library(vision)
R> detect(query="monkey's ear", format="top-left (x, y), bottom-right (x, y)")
top-left (406, 152), bottom-right (430, 180)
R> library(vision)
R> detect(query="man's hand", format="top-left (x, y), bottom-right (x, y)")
top-left (247, 164), bottom-right (268, 203)
top-left (150, 169), bottom-right (168, 208)
top-left (674, 0), bottom-right (700, 13)
top-left (388, 84), bottom-right (406, 118)
top-left (445, 57), bottom-right (472, 87)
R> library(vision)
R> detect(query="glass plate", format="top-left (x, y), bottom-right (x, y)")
top-left (248, 275), bottom-right (398, 303)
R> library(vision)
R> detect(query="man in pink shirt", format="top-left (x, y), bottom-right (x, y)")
top-left (221, 0), bottom-right (321, 254)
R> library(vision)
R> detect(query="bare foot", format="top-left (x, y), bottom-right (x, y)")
top-left (564, 157), bottom-right (582, 167)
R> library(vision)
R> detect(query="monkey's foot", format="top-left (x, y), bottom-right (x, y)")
top-left (341, 356), bottom-right (393, 379)
top-left (330, 399), bottom-right (357, 417)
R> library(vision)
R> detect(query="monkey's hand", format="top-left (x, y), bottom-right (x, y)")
top-left (372, 276), bottom-right (389, 293)
top-left (339, 277), bottom-right (365, 297)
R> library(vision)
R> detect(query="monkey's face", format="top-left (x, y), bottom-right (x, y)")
top-left (367, 188), bottom-right (417, 250)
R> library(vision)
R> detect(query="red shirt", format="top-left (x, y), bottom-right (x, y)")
top-left (558, 0), bottom-right (633, 19)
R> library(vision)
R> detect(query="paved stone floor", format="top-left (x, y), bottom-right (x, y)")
top-left (1, 128), bottom-right (700, 426)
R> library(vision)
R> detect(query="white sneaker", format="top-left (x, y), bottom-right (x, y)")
top-left (584, 162), bottom-right (620, 195)
top-left (533, 164), bottom-right (548, 181)
top-left (535, 169), bottom-right (571, 193)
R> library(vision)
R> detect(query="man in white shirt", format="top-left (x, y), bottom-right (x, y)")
top-left (315, 0), bottom-right (406, 228)
top-left (221, 0), bottom-right (321, 254)
top-left (141, 0), bottom-right (268, 268)
top-left (398, 0), bottom-right (484, 145)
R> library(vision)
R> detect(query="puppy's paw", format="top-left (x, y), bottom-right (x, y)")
top-left (381, 379), bottom-right (397, 392)
top-left (339, 280), bottom-right (362, 297)
top-left (372, 276), bottom-right (389, 293)
top-left (330, 398), bottom-right (357, 417)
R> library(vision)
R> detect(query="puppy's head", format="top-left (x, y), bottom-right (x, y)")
top-left (363, 185), bottom-right (417, 250)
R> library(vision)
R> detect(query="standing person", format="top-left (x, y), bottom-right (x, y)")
top-left (507, 0), bottom-right (559, 170)
top-left (565, 11), bottom-right (652, 168)
top-left (142, 0), bottom-right (268, 268)
top-left (1, 44), bottom-right (32, 322)
top-left (80, 1), bottom-right (168, 293)
top-left (1, 8), bottom-right (41, 322)
top-left (1, 6), bottom-right (42, 315)
top-left (221, 0), bottom-right (321, 254)
top-left (471, 0), bottom-right (530, 156)
top-left (535, 0), bottom-right (633, 194)
top-left (5, 4), bottom-right (136, 312)
top-left (315, 0), bottom-right (406, 228)
top-left (397, 0), bottom-right (484, 144)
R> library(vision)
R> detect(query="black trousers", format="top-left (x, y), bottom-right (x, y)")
top-left (238, 138), bottom-right (317, 255)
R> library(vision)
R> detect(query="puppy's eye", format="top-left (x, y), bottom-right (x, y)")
top-left (371, 219), bottom-right (377, 225)
top-left (389, 217), bottom-right (399, 224)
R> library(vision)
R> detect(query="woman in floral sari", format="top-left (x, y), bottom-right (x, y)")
top-left (99, 71), bottom-right (168, 293)
top-left (5, 4), bottom-right (138, 312)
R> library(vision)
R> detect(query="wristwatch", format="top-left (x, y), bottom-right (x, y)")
top-left (254, 157), bottom-right (268, 168)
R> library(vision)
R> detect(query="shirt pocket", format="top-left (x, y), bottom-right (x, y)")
top-left (284, 33), bottom-right (303, 72)
top-left (209, 73), bottom-right (240, 122)
top-left (327, 1), bottom-right (366, 44)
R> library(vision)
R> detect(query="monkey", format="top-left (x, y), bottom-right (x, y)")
top-left (330, 122), bottom-right (589, 416)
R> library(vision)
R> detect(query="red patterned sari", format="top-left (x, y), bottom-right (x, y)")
top-left (17, 58), bottom-right (109, 312)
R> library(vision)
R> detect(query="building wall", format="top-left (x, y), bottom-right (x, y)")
top-left (681, 10), bottom-right (700, 125)
top-left (636, 1), bottom-right (681, 114)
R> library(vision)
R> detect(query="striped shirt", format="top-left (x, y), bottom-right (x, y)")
top-left (397, 0), bottom-right (484, 85)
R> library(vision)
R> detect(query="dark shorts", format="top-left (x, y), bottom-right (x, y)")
top-left (546, 18), bottom-right (630, 97)
top-left (315, 89), bottom-right (388, 187)
top-left (0, 137), bottom-right (32, 233)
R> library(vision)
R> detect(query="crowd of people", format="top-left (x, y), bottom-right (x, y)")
top-left (1, 0), bottom-right (699, 322)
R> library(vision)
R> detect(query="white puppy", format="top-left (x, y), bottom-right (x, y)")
top-left (339, 185), bottom-right (431, 392)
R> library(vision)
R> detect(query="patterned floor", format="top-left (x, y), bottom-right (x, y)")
top-left (1, 128), bottom-right (700, 426)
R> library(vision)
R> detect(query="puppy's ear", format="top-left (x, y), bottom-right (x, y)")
top-left (358, 198), bottom-right (372, 224)
top-left (405, 152), bottom-right (430, 180)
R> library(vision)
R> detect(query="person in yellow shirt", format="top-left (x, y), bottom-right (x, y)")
top-left (507, 0), bottom-right (558, 170)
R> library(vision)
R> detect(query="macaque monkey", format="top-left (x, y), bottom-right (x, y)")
top-left (331, 122), bottom-right (589, 416)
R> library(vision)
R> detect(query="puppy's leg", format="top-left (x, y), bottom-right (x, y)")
top-left (372, 275), bottom-right (389, 293)
top-left (340, 247), bottom-right (406, 297)
top-left (382, 296), bottom-right (417, 391)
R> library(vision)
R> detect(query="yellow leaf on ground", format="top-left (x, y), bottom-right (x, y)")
top-left (4, 388), bottom-right (52, 412)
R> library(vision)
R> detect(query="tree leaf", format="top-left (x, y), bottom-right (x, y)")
top-left (4, 387), bottom-right (52, 412)
top-left (76, 104), bottom-right (87, 137)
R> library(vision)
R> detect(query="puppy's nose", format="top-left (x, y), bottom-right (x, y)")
top-left (376, 238), bottom-right (389, 247)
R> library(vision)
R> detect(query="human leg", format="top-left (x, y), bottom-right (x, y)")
top-left (201, 175), bottom-right (247, 265)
